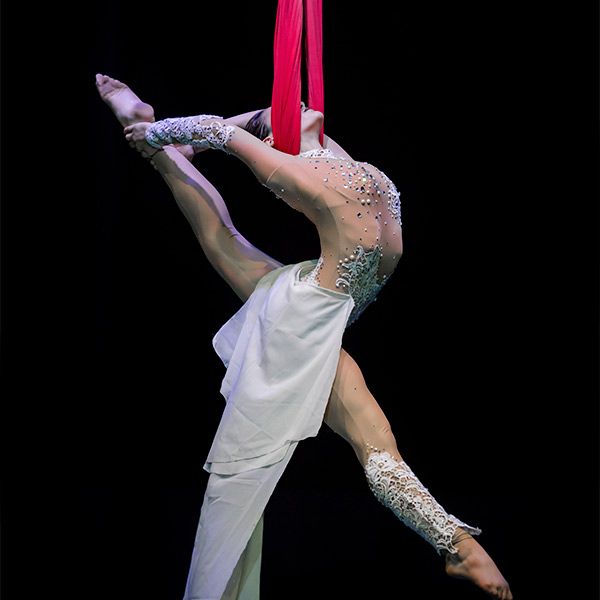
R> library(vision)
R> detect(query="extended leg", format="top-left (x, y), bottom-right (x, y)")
top-left (150, 146), bottom-right (283, 302)
top-left (96, 74), bottom-right (283, 302)
top-left (323, 349), bottom-right (513, 600)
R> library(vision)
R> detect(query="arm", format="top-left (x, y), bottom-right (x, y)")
top-left (222, 109), bottom-right (353, 159)
top-left (221, 115), bottom-right (354, 161)
top-left (223, 108), bottom-right (264, 130)
top-left (191, 108), bottom-right (265, 156)
top-left (134, 115), bottom-right (299, 185)
top-left (207, 111), bottom-right (352, 160)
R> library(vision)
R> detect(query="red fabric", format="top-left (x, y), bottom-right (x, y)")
top-left (304, 0), bottom-right (324, 145)
top-left (271, 0), bottom-right (324, 155)
top-left (271, 0), bottom-right (303, 155)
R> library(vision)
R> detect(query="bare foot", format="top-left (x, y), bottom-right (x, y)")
top-left (95, 73), bottom-right (155, 126)
top-left (95, 74), bottom-right (194, 162)
top-left (445, 534), bottom-right (513, 599)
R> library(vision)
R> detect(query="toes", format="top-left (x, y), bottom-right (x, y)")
top-left (95, 74), bottom-right (110, 88)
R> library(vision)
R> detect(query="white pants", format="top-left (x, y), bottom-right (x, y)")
top-left (182, 441), bottom-right (299, 600)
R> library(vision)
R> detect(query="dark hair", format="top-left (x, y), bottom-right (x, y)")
top-left (245, 109), bottom-right (271, 141)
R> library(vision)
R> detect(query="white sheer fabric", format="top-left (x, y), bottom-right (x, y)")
top-left (205, 261), bottom-right (354, 475)
top-left (183, 442), bottom-right (298, 600)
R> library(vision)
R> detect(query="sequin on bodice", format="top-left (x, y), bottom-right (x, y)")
top-left (299, 245), bottom-right (386, 326)
top-left (266, 147), bottom-right (403, 326)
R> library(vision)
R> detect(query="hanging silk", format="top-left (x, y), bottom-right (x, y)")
top-left (271, 0), bottom-right (324, 154)
top-left (304, 0), bottom-right (324, 144)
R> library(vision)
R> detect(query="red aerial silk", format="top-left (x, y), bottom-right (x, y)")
top-left (271, 0), bottom-right (324, 155)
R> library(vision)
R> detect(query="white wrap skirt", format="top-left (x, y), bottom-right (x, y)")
top-left (182, 260), bottom-right (355, 600)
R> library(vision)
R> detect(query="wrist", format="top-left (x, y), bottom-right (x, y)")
top-left (143, 115), bottom-right (234, 152)
top-left (145, 122), bottom-right (164, 148)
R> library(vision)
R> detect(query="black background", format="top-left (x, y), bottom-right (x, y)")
top-left (2, 1), bottom-right (598, 599)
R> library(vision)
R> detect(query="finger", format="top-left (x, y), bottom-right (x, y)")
top-left (125, 133), bottom-right (133, 140)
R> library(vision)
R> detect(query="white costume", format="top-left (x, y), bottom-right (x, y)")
top-left (145, 118), bottom-right (481, 599)
top-left (184, 259), bottom-right (354, 600)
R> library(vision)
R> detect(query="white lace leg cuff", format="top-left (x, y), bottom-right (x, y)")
top-left (364, 450), bottom-right (482, 555)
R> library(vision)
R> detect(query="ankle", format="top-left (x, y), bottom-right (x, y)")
top-left (452, 528), bottom-right (474, 546)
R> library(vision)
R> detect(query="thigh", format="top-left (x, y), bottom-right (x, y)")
top-left (212, 229), bottom-right (284, 302)
top-left (156, 146), bottom-right (284, 303)
top-left (323, 348), bottom-right (401, 466)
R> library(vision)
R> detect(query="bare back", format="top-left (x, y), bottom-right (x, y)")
top-left (262, 148), bottom-right (403, 323)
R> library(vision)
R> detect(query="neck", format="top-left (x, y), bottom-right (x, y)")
top-left (299, 130), bottom-right (324, 154)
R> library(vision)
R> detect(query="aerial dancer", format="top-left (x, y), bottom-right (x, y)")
top-left (95, 2), bottom-right (513, 599)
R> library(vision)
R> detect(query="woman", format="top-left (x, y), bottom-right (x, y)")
top-left (96, 74), bottom-right (513, 600)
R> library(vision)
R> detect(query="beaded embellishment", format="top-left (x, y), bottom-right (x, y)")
top-left (298, 147), bottom-right (339, 159)
top-left (293, 149), bottom-right (402, 325)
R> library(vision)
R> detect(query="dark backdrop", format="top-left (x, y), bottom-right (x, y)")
top-left (2, 1), bottom-right (597, 599)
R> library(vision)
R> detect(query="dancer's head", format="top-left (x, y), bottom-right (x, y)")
top-left (245, 103), bottom-right (324, 151)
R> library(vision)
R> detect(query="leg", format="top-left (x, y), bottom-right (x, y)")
top-left (150, 146), bottom-right (283, 302)
top-left (323, 348), bottom-right (402, 466)
top-left (323, 349), bottom-right (513, 600)
top-left (96, 74), bottom-right (283, 302)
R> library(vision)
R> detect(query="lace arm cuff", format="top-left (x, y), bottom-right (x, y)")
top-left (145, 115), bottom-right (236, 152)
